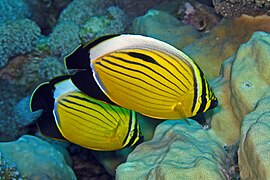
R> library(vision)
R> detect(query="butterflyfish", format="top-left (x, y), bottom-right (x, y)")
top-left (30, 75), bottom-right (143, 151)
top-left (64, 34), bottom-right (218, 125)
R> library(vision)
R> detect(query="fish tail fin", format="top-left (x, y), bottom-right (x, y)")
top-left (64, 45), bottom-right (91, 70)
top-left (30, 82), bottom-right (54, 112)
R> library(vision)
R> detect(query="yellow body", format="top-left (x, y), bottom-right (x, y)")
top-left (92, 48), bottom-right (215, 119)
top-left (54, 90), bottom-right (140, 151)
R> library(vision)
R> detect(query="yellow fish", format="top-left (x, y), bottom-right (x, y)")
top-left (65, 34), bottom-right (218, 125)
top-left (30, 75), bottom-right (142, 151)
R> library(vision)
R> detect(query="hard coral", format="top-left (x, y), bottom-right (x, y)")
top-left (0, 152), bottom-right (22, 180)
top-left (213, 0), bottom-right (270, 18)
top-left (0, 19), bottom-right (41, 68)
top-left (0, 0), bottom-right (31, 23)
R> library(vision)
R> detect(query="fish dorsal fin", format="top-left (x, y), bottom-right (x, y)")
top-left (36, 111), bottom-right (67, 141)
top-left (71, 70), bottom-right (117, 105)
top-left (30, 82), bottom-right (54, 112)
top-left (64, 45), bottom-right (90, 70)
top-left (64, 34), bottom-right (120, 70)
top-left (89, 34), bottom-right (186, 62)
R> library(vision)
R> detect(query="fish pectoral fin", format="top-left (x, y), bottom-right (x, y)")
top-left (64, 45), bottom-right (90, 70)
top-left (71, 70), bottom-right (117, 106)
top-left (36, 112), bottom-right (67, 141)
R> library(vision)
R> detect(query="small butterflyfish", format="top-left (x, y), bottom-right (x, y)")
top-left (30, 75), bottom-right (143, 151)
top-left (64, 34), bottom-right (218, 125)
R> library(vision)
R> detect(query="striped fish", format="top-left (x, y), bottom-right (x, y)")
top-left (30, 75), bottom-right (142, 151)
top-left (65, 34), bottom-right (218, 125)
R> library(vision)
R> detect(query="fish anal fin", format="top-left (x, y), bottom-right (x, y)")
top-left (71, 70), bottom-right (117, 106)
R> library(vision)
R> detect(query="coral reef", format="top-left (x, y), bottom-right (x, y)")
top-left (38, 56), bottom-right (68, 80)
top-left (213, 0), bottom-right (270, 18)
top-left (58, 0), bottom-right (113, 25)
top-left (13, 96), bottom-right (42, 127)
top-left (115, 0), bottom-right (166, 17)
top-left (211, 31), bottom-right (270, 144)
top-left (0, 0), bottom-right (31, 23)
top-left (49, 21), bottom-right (81, 57)
top-left (79, 6), bottom-right (128, 45)
top-left (0, 152), bottom-right (22, 179)
top-left (238, 94), bottom-right (270, 179)
top-left (176, 2), bottom-right (221, 32)
top-left (116, 120), bottom-right (227, 179)
top-left (132, 9), bottom-right (202, 49)
top-left (0, 19), bottom-right (41, 69)
top-left (183, 15), bottom-right (270, 79)
top-left (0, 135), bottom-right (76, 179)
top-left (24, 0), bottom-right (72, 34)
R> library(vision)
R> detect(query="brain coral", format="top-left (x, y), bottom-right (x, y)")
top-left (213, 0), bottom-right (270, 18)
top-left (0, 19), bottom-right (41, 68)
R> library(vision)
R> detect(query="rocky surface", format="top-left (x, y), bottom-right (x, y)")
top-left (116, 120), bottom-right (227, 179)
top-left (0, 135), bottom-right (76, 179)
top-left (211, 31), bottom-right (270, 145)
top-left (183, 15), bottom-right (270, 79)
top-left (132, 9), bottom-right (202, 49)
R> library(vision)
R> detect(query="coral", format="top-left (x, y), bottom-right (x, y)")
top-left (116, 120), bottom-right (227, 179)
top-left (115, 0), bottom-right (166, 17)
top-left (38, 56), bottom-right (68, 80)
top-left (213, 0), bottom-right (270, 18)
top-left (210, 31), bottom-right (270, 144)
top-left (0, 0), bottom-right (31, 23)
top-left (13, 96), bottom-right (42, 127)
top-left (49, 21), bottom-right (81, 57)
top-left (183, 15), bottom-right (270, 79)
top-left (79, 6), bottom-right (128, 44)
top-left (0, 135), bottom-right (76, 179)
top-left (24, 0), bottom-right (72, 34)
top-left (0, 79), bottom-right (29, 141)
top-left (238, 94), bottom-right (270, 179)
top-left (132, 9), bottom-right (202, 49)
top-left (0, 152), bottom-right (22, 180)
top-left (58, 0), bottom-right (113, 25)
top-left (178, 2), bottom-right (221, 32)
top-left (0, 19), bottom-right (41, 69)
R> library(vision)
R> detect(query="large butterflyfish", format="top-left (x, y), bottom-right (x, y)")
top-left (64, 34), bottom-right (218, 125)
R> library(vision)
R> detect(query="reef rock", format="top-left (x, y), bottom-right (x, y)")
top-left (116, 120), bottom-right (227, 179)
top-left (211, 31), bottom-right (270, 144)
top-left (0, 19), bottom-right (41, 68)
top-left (132, 9), bottom-right (202, 49)
top-left (213, 0), bottom-right (270, 18)
top-left (0, 135), bottom-right (76, 179)
top-left (183, 15), bottom-right (270, 79)
top-left (238, 94), bottom-right (270, 179)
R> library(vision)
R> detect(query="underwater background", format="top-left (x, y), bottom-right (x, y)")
top-left (0, 0), bottom-right (270, 179)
